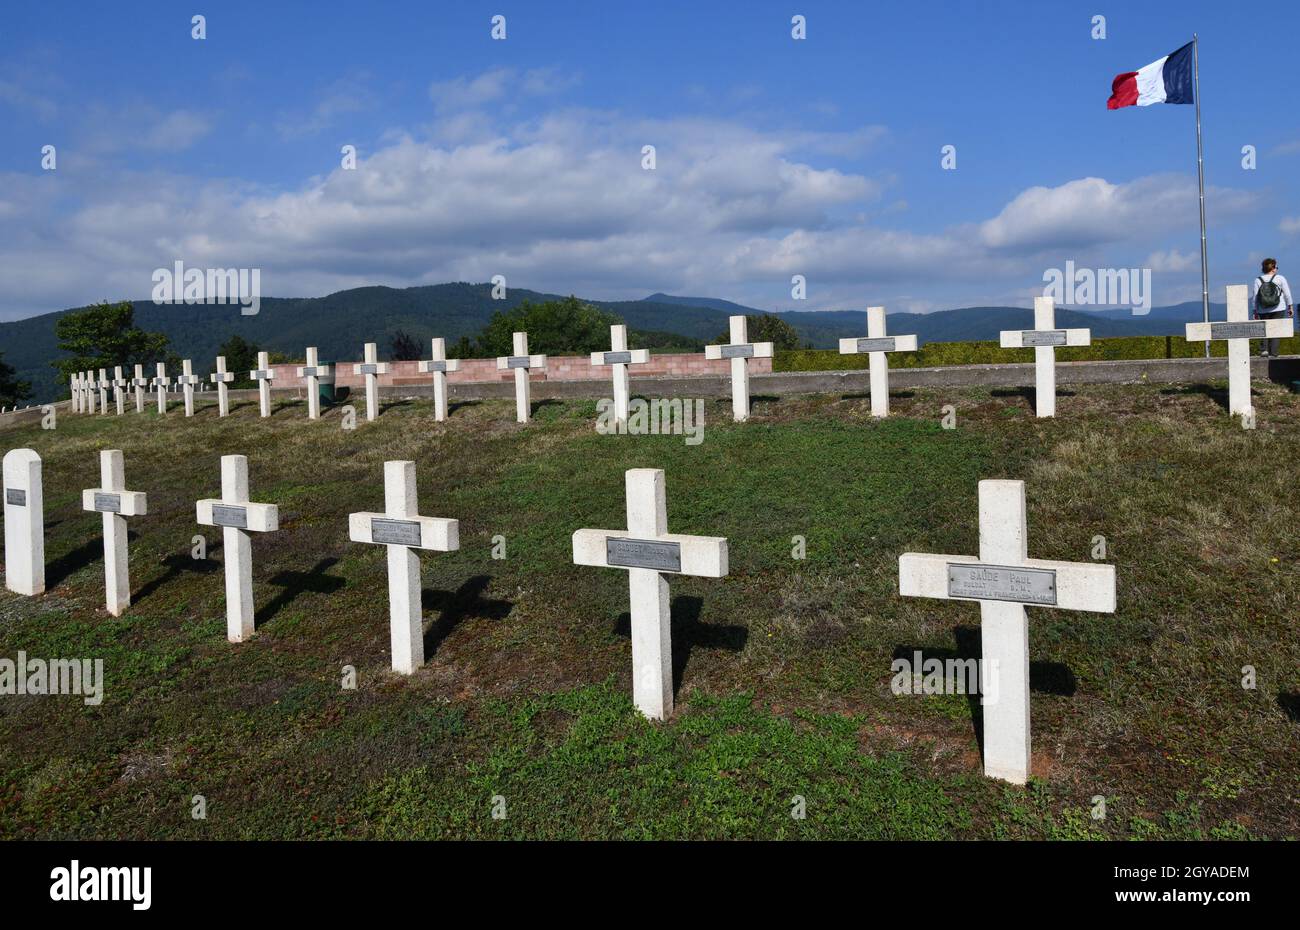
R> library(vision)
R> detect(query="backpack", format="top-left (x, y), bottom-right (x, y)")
top-left (1258, 275), bottom-right (1283, 310)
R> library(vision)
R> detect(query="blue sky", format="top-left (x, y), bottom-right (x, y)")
top-left (1, 0), bottom-right (1296, 321)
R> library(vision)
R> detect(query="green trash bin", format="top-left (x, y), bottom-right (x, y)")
top-left (316, 365), bottom-right (337, 406)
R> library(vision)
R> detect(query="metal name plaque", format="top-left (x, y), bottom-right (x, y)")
top-left (253, 370), bottom-right (273, 380)
top-left (1210, 321), bottom-right (1267, 340)
top-left (603, 351), bottom-right (633, 365)
top-left (855, 337), bottom-right (897, 353)
top-left (425, 361), bottom-right (447, 372)
top-left (358, 364), bottom-right (379, 375)
top-left (947, 563), bottom-right (1057, 606)
top-left (301, 366), bottom-right (319, 377)
top-left (5, 488), bottom-right (26, 507)
top-left (720, 344), bottom-right (755, 359)
top-left (93, 492), bottom-right (121, 513)
top-left (212, 504), bottom-right (248, 528)
top-left (371, 517), bottom-right (422, 546)
top-left (506, 357), bottom-right (531, 369)
top-left (606, 537), bottom-right (682, 573)
top-left (1022, 330), bottom-right (1068, 347)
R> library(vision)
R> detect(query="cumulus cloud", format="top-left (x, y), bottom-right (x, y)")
top-left (0, 70), bottom-right (1263, 320)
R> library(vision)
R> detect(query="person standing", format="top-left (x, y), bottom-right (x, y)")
top-left (1252, 258), bottom-right (1293, 357)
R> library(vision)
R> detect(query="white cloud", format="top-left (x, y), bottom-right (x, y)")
top-left (1146, 249), bottom-right (1197, 272)
top-left (1282, 216), bottom-right (1300, 235)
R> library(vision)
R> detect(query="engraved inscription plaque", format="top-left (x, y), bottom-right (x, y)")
top-left (606, 537), bottom-right (682, 572)
top-left (424, 361), bottom-right (447, 372)
top-left (357, 364), bottom-right (379, 375)
top-left (252, 370), bottom-right (273, 380)
top-left (719, 344), bottom-right (755, 359)
top-left (5, 488), bottom-right (26, 507)
top-left (1209, 321), bottom-right (1267, 340)
top-left (947, 563), bottom-right (1057, 605)
top-left (855, 337), bottom-right (897, 353)
top-left (1022, 330), bottom-right (1068, 347)
top-left (506, 356), bottom-right (531, 369)
top-left (603, 351), bottom-right (633, 365)
top-left (301, 366), bottom-right (318, 377)
top-left (371, 517), bottom-right (422, 546)
top-left (212, 504), bottom-right (248, 528)
top-left (93, 492), bottom-right (121, 513)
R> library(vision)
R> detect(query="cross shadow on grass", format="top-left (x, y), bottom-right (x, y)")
top-left (613, 595), bottom-right (748, 698)
top-left (1159, 383), bottom-right (1235, 413)
top-left (255, 557), bottom-right (346, 628)
top-left (133, 550), bottom-right (222, 605)
top-left (447, 400), bottom-right (481, 416)
top-left (381, 399), bottom-right (413, 415)
top-left (528, 398), bottom-right (563, 417)
top-left (1278, 691), bottom-right (1300, 723)
top-left (991, 386), bottom-right (1077, 410)
top-left (842, 391), bottom-right (915, 402)
top-left (421, 575), bottom-right (513, 656)
top-left (893, 625), bottom-right (1076, 758)
top-left (46, 529), bottom-right (145, 588)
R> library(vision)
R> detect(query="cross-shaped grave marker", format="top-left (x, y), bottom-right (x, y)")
top-left (177, 359), bottom-right (202, 417)
top-left (352, 342), bottom-right (389, 422)
top-left (590, 325), bottom-right (650, 428)
top-left (70, 374), bottom-right (82, 414)
top-left (196, 454), bottom-right (280, 642)
top-left (1185, 284), bottom-right (1294, 421)
top-left (898, 479), bottom-right (1116, 784)
top-left (2, 448), bottom-right (44, 596)
top-left (348, 460), bottom-right (459, 674)
top-left (250, 351), bottom-right (276, 418)
top-left (572, 468), bottom-right (729, 720)
top-left (210, 356), bottom-right (234, 417)
top-left (131, 364), bottom-right (148, 413)
top-left (151, 362), bottom-right (170, 415)
top-left (998, 296), bottom-right (1090, 418)
top-left (96, 368), bottom-right (110, 415)
top-left (81, 449), bottom-right (147, 616)
top-left (419, 338), bottom-right (460, 422)
top-left (295, 347), bottom-right (333, 420)
top-left (112, 366), bottom-right (128, 415)
top-left (705, 315), bottom-right (775, 422)
top-left (495, 332), bottom-right (546, 423)
top-left (837, 306), bottom-right (919, 418)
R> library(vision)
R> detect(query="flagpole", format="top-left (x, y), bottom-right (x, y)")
top-left (1193, 33), bottom-right (1209, 357)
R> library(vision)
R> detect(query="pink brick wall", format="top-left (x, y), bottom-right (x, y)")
top-left (268, 352), bottom-right (771, 388)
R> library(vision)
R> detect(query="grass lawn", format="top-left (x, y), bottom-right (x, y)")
top-left (1, 380), bottom-right (1298, 839)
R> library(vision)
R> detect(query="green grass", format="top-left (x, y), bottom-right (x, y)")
top-left (0, 383), bottom-right (1297, 839)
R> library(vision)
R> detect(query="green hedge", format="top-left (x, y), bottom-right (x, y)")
top-left (774, 334), bottom-right (1300, 372)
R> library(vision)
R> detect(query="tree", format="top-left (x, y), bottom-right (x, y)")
top-left (389, 330), bottom-right (422, 361)
top-left (216, 335), bottom-right (262, 389)
top-left (52, 301), bottom-right (174, 383)
top-left (713, 313), bottom-right (804, 352)
top-left (475, 296), bottom-right (620, 357)
top-left (0, 352), bottom-right (32, 407)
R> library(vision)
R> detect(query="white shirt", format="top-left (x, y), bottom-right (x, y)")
top-left (1251, 273), bottom-right (1292, 314)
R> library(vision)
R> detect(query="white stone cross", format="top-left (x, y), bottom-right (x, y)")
top-left (590, 325), bottom-right (650, 427)
top-left (210, 356), bottom-right (234, 417)
top-left (419, 338), bottom-right (461, 422)
top-left (250, 351), bottom-right (276, 418)
top-left (81, 449), bottom-right (147, 616)
top-left (2, 449), bottom-right (44, 596)
top-left (70, 373), bottom-right (82, 413)
top-left (131, 364), bottom-right (148, 413)
top-left (112, 366), bottom-right (128, 415)
top-left (837, 306), bottom-right (919, 418)
top-left (999, 297), bottom-right (1091, 418)
top-left (705, 315), bottom-right (775, 422)
top-left (348, 460), bottom-right (459, 674)
top-left (177, 359), bottom-right (202, 417)
top-left (96, 368), bottom-right (110, 415)
top-left (196, 454), bottom-right (280, 643)
top-left (898, 479), bottom-right (1116, 784)
top-left (151, 362), bottom-right (170, 415)
top-left (495, 332), bottom-right (547, 423)
top-left (572, 468), bottom-right (729, 720)
top-left (295, 346), bottom-right (333, 420)
top-left (1185, 284), bottom-right (1294, 420)
top-left (352, 342), bottom-right (389, 422)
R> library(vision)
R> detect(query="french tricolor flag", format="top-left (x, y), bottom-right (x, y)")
top-left (1107, 42), bottom-right (1195, 109)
